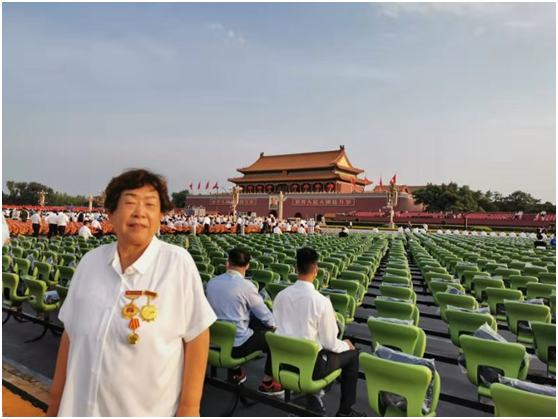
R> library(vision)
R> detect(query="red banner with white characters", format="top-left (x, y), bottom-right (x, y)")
top-left (209, 199), bottom-right (257, 206)
top-left (291, 198), bottom-right (355, 207)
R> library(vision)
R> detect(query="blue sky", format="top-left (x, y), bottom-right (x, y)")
top-left (3, 2), bottom-right (556, 203)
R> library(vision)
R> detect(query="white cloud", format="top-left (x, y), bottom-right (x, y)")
top-left (377, 2), bottom-right (554, 33)
top-left (207, 22), bottom-right (245, 46)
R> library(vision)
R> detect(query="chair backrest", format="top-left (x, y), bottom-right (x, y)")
top-left (266, 282), bottom-right (292, 300)
top-left (531, 321), bottom-right (556, 367)
top-left (437, 293), bottom-right (478, 322)
top-left (375, 299), bottom-right (419, 326)
top-left (367, 318), bottom-right (426, 357)
top-left (2, 255), bottom-right (12, 271)
top-left (21, 276), bottom-right (50, 311)
top-left (380, 285), bottom-right (416, 304)
top-left (538, 272), bottom-right (556, 285)
top-left (446, 310), bottom-right (497, 347)
top-left (209, 321), bottom-right (243, 368)
top-left (459, 335), bottom-right (527, 387)
top-left (359, 352), bottom-right (440, 417)
top-left (490, 383), bottom-right (556, 417)
top-left (265, 332), bottom-right (322, 393)
top-left (485, 288), bottom-right (523, 317)
top-left (13, 257), bottom-right (31, 277)
top-left (526, 283), bottom-right (557, 300)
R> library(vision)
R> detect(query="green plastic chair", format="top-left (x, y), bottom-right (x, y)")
top-left (524, 266), bottom-right (549, 277)
top-left (380, 285), bottom-right (417, 305)
top-left (359, 352), bottom-right (441, 417)
top-left (321, 291), bottom-right (355, 324)
top-left (252, 269), bottom-right (279, 289)
top-left (34, 261), bottom-right (59, 287)
top-left (375, 299), bottom-right (419, 326)
top-left (2, 272), bottom-right (29, 310)
top-left (526, 283), bottom-right (557, 302)
top-left (463, 271), bottom-right (490, 292)
top-left (493, 268), bottom-right (521, 281)
top-left (59, 254), bottom-right (77, 267)
top-left (459, 335), bottom-right (529, 399)
top-left (266, 282), bottom-right (292, 300)
top-left (484, 288), bottom-right (523, 320)
top-left (367, 318), bottom-right (426, 357)
top-left (209, 321), bottom-right (263, 368)
top-left (385, 268), bottom-right (410, 279)
top-left (2, 255), bottom-right (12, 272)
top-left (199, 272), bottom-right (213, 283)
top-left (472, 277), bottom-right (504, 302)
top-left (270, 263), bottom-right (292, 282)
top-left (505, 301), bottom-right (551, 344)
top-left (55, 284), bottom-right (69, 305)
top-left (10, 247), bottom-right (24, 258)
top-left (21, 276), bottom-right (60, 316)
top-left (12, 257), bottom-right (31, 277)
top-left (430, 282), bottom-right (464, 305)
top-left (446, 310), bottom-right (497, 348)
top-left (456, 265), bottom-right (480, 281)
top-left (509, 275), bottom-right (539, 295)
top-left (538, 272), bottom-right (556, 285)
top-left (257, 255), bottom-right (276, 269)
top-left (531, 321), bottom-right (556, 376)
top-left (437, 293), bottom-right (479, 323)
top-left (57, 266), bottom-right (76, 286)
top-left (491, 383), bottom-right (556, 417)
top-left (266, 333), bottom-right (341, 394)
top-left (382, 274), bottom-right (412, 287)
top-left (330, 279), bottom-right (361, 304)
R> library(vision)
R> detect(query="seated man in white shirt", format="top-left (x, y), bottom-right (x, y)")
top-left (272, 225), bottom-right (282, 234)
top-left (78, 220), bottom-right (94, 241)
top-left (297, 225), bottom-right (307, 235)
top-left (273, 248), bottom-right (365, 417)
top-left (206, 248), bottom-right (283, 395)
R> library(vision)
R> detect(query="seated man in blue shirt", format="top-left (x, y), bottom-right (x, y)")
top-left (206, 247), bottom-right (283, 395)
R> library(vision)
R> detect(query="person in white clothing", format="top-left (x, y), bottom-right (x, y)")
top-left (372, 227), bottom-right (379, 233)
top-left (437, 229), bottom-right (443, 235)
top-left (519, 232), bottom-right (527, 238)
top-left (499, 232), bottom-right (507, 237)
top-left (272, 225), bottom-right (282, 234)
top-left (78, 220), bottom-right (94, 240)
top-left (308, 218), bottom-right (316, 234)
top-left (57, 210), bottom-right (69, 237)
top-left (31, 210), bottom-right (42, 238)
top-left (286, 223), bottom-right (292, 233)
top-left (203, 215), bottom-right (211, 235)
top-left (297, 225), bottom-right (307, 235)
top-left (509, 232), bottom-right (517, 238)
top-left (480, 231), bottom-right (488, 236)
top-left (2, 214), bottom-right (10, 244)
top-left (47, 169), bottom-right (216, 417)
top-left (47, 212), bottom-right (59, 239)
top-left (471, 231), bottom-right (479, 236)
top-left (273, 248), bottom-right (364, 417)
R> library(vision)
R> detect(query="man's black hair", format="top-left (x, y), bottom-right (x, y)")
top-left (228, 247), bottom-right (251, 268)
top-left (296, 247), bottom-right (319, 275)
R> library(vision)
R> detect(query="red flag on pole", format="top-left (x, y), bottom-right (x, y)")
top-left (189, 182), bottom-right (193, 190)
top-left (212, 182), bottom-right (219, 190)
top-left (351, 177), bottom-right (356, 187)
top-left (364, 176), bottom-right (372, 186)
top-left (205, 181), bottom-right (210, 190)
top-left (197, 182), bottom-right (201, 190)
top-left (390, 174), bottom-right (397, 185)
top-left (379, 176), bottom-right (383, 192)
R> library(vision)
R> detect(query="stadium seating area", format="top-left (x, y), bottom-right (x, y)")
top-left (2, 231), bottom-right (556, 416)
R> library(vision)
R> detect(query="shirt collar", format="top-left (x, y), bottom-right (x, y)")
top-left (107, 236), bottom-right (161, 275)
top-left (293, 280), bottom-right (315, 290)
top-left (226, 269), bottom-right (244, 279)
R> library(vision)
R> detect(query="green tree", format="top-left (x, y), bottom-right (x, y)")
top-left (171, 190), bottom-right (189, 208)
top-left (3, 181), bottom-right (54, 205)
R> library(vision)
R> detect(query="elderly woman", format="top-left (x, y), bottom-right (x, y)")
top-left (47, 169), bottom-right (216, 417)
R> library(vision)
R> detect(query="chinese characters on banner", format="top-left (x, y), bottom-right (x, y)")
top-left (209, 199), bottom-right (257, 206)
top-left (291, 198), bottom-right (355, 206)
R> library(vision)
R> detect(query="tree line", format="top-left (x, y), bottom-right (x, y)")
top-left (2, 180), bottom-right (554, 214)
top-left (2, 181), bottom-right (190, 208)
top-left (412, 183), bottom-right (556, 213)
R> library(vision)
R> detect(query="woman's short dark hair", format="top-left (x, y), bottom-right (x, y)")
top-left (104, 169), bottom-right (174, 214)
top-left (228, 247), bottom-right (251, 268)
top-left (296, 247), bottom-right (319, 275)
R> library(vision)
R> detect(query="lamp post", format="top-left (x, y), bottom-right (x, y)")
top-left (231, 186), bottom-right (242, 221)
top-left (38, 190), bottom-right (48, 207)
top-left (387, 183), bottom-right (399, 229)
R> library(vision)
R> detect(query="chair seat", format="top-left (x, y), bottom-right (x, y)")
top-left (278, 368), bottom-right (341, 394)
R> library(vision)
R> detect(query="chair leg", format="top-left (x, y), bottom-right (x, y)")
top-left (25, 324), bottom-right (49, 343)
top-left (3, 311), bottom-right (11, 324)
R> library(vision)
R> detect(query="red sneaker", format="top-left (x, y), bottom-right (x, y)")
top-left (258, 380), bottom-right (284, 396)
top-left (228, 367), bottom-right (247, 385)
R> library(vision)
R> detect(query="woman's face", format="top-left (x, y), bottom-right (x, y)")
top-left (109, 185), bottom-right (162, 248)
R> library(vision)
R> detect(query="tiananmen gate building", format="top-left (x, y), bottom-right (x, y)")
top-left (185, 146), bottom-right (422, 219)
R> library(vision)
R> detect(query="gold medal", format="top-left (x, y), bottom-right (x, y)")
top-left (127, 318), bottom-right (140, 344)
top-left (122, 291), bottom-right (143, 319)
top-left (127, 332), bottom-right (140, 344)
top-left (140, 291), bottom-right (159, 322)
